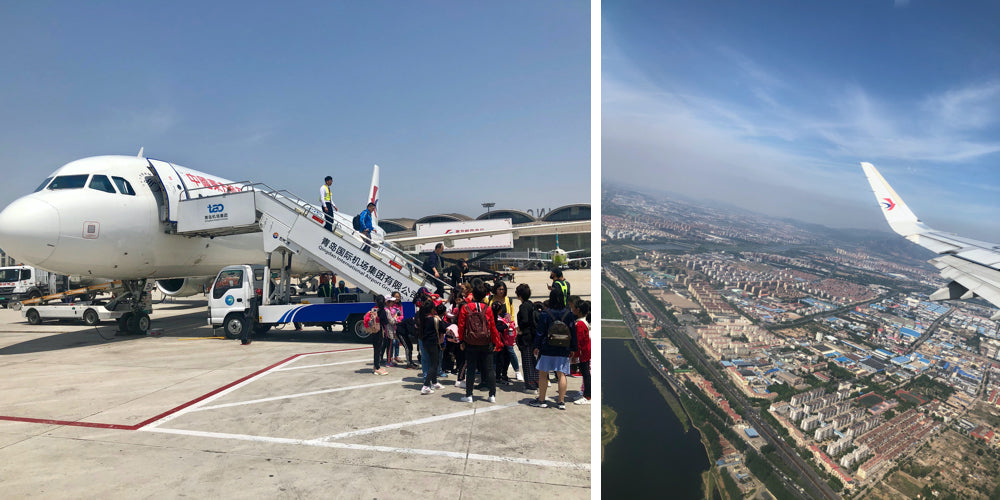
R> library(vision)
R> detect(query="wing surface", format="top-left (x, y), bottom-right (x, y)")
top-left (863, 162), bottom-right (1000, 319)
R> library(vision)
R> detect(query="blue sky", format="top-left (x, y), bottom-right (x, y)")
top-left (0, 1), bottom-right (589, 219)
top-left (603, 0), bottom-right (1000, 241)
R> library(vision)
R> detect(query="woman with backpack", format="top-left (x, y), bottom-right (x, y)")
top-left (488, 282), bottom-right (521, 381)
top-left (530, 288), bottom-right (578, 410)
top-left (572, 300), bottom-right (591, 405)
top-left (370, 295), bottom-right (390, 375)
top-left (385, 294), bottom-right (404, 366)
top-left (515, 284), bottom-right (540, 392)
top-left (418, 302), bottom-right (446, 394)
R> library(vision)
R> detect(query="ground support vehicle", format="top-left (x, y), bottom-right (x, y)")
top-left (0, 265), bottom-right (66, 307)
top-left (18, 280), bottom-right (153, 334)
top-left (207, 264), bottom-right (415, 340)
top-left (21, 302), bottom-right (127, 327)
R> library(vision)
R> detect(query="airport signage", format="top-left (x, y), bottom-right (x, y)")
top-left (415, 219), bottom-right (513, 253)
top-left (176, 191), bottom-right (257, 233)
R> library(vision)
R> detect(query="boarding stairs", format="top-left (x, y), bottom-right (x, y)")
top-left (171, 184), bottom-right (439, 299)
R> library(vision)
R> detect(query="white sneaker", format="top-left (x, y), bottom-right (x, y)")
top-left (456, 380), bottom-right (466, 389)
top-left (460, 396), bottom-right (473, 403)
top-left (515, 372), bottom-right (524, 381)
top-left (432, 382), bottom-right (445, 390)
top-left (488, 395), bottom-right (496, 403)
top-left (420, 386), bottom-right (433, 395)
top-left (574, 397), bottom-right (591, 405)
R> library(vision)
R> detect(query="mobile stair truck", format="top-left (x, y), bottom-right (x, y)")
top-left (168, 181), bottom-right (439, 340)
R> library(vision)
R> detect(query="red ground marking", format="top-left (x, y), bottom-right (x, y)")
top-left (0, 346), bottom-right (373, 431)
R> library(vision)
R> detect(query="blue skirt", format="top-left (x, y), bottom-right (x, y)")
top-left (536, 355), bottom-right (570, 375)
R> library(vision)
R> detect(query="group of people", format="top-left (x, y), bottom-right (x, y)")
top-left (366, 272), bottom-right (591, 409)
top-left (317, 176), bottom-right (591, 408)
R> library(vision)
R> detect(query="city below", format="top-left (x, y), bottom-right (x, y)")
top-left (602, 185), bottom-right (1000, 500)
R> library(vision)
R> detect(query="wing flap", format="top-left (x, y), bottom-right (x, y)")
top-left (932, 255), bottom-right (1000, 308)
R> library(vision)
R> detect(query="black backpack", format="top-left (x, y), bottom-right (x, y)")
top-left (463, 303), bottom-right (491, 346)
top-left (352, 212), bottom-right (362, 230)
top-left (546, 310), bottom-right (573, 348)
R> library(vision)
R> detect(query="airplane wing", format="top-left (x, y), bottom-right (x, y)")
top-left (862, 162), bottom-right (1000, 319)
top-left (384, 220), bottom-right (591, 248)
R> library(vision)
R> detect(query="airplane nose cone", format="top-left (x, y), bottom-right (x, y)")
top-left (0, 197), bottom-right (59, 265)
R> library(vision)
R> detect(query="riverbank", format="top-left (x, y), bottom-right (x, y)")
top-left (601, 340), bottom-right (710, 498)
top-left (601, 405), bottom-right (618, 462)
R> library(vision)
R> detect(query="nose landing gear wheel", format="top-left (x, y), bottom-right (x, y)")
top-left (126, 312), bottom-right (150, 334)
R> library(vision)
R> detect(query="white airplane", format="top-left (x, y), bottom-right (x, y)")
top-left (862, 162), bottom-right (1000, 320)
top-left (0, 154), bottom-right (396, 330)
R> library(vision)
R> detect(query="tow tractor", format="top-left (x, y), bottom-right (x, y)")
top-left (18, 280), bottom-right (150, 331)
top-left (207, 263), bottom-right (415, 340)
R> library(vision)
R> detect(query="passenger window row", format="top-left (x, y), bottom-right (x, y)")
top-left (34, 174), bottom-right (135, 196)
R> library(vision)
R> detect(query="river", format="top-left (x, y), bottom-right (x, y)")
top-left (602, 339), bottom-right (711, 498)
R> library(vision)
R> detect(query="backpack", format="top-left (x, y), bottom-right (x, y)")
top-left (546, 310), bottom-right (573, 348)
top-left (462, 303), bottom-right (491, 346)
top-left (363, 308), bottom-right (381, 334)
top-left (352, 212), bottom-right (362, 231)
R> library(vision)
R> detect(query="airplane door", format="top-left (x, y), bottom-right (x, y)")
top-left (146, 159), bottom-right (189, 223)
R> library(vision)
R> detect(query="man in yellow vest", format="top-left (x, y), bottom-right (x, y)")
top-left (320, 176), bottom-right (338, 231)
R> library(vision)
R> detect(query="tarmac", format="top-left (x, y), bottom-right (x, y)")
top-left (0, 270), bottom-right (591, 498)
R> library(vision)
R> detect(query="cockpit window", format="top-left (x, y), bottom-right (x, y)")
top-left (88, 175), bottom-right (117, 194)
top-left (112, 176), bottom-right (136, 196)
top-left (34, 177), bottom-right (53, 192)
top-left (48, 175), bottom-right (89, 190)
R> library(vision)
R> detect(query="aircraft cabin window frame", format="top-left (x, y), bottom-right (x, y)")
top-left (47, 174), bottom-right (90, 190)
top-left (112, 176), bottom-right (136, 196)
top-left (88, 174), bottom-right (117, 194)
top-left (34, 177), bottom-right (53, 192)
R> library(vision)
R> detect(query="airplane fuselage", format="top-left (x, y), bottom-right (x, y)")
top-left (0, 156), bottom-right (328, 279)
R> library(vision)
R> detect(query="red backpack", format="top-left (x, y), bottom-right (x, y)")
top-left (463, 303), bottom-right (491, 346)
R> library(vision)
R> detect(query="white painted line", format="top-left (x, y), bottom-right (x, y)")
top-left (141, 426), bottom-right (590, 470)
top-left (317, 402), bottom-right (517, 441)
top-left (142, 356), bottom-right (303, 430)
top-left (191, 379), bottom-right (402, 412)
top-left (273, 358), bottom-right (368, 372)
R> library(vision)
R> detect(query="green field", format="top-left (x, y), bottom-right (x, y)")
top-left (602, 285), bottom-right (623, 320)
top-left (601, 322), bottom-right (633, 339)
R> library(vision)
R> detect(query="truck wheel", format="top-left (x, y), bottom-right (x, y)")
top-left (83, 309), bottom-right (100, 326)
top-left (353, 320), bottom-right (371, 339)
top-left (27, 290), bottom-right (41, 300)
top-left (224, 313), bottom-right (246, 339)
top-left (25, 308), bottom-right (41, 325)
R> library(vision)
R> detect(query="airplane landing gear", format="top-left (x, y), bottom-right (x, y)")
top-left (111, 280), bottom-right (153, 335)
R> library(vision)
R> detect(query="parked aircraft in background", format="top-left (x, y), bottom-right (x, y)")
top-left (862, 162), bottom-right (1000, 320)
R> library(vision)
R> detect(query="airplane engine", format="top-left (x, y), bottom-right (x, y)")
top-left (156, 277), bottom-right (213, 297)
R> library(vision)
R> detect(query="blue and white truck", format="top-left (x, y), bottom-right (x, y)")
top-left (207, 264), bottom-right (415, 339)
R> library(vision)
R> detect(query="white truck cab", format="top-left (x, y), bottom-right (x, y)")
top-left (0, 265), bottom-right (61, 307)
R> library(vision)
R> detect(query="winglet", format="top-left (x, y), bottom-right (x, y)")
top-left (137, 147), bottom-right (144, 158)
top-left (861, 162), bottom-right (930, 237)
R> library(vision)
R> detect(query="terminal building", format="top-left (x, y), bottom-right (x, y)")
top-left (381, 203), bottom-right (590, 261)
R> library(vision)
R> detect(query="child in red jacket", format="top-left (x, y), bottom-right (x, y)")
top-left (572, 300), bottom-right (591, 404)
